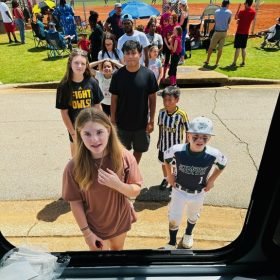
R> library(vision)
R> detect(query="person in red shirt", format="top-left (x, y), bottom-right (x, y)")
top-left (231, 0), bottom-right (256, 67)
top-left (77, 32), bottom-right (91, 53)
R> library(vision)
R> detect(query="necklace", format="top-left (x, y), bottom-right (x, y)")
top-left (94, 150), bottom-right (105, 170)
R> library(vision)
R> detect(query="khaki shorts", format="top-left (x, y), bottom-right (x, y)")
top-left (209, 31), bottom-right (227, 49)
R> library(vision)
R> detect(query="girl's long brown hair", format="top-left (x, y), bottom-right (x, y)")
top-left (59, 49), bottom-right (92, 103)
top-left (73, 108), bottom-right (124, 191)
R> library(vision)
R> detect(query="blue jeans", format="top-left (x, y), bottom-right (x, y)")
top-left (181, 29), bottom-right (187, 58)
top-left (15, 19), bottom-right (25, 43)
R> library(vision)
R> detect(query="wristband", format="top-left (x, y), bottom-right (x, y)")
top-left (80, 225), bottom-right (89, 232)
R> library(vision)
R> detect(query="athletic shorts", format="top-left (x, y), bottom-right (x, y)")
top-left (209, 31), bottom-right (227, 50)
top-left (234, 33), bottom-right (249, 49)
top-left (158, 150), bottom-right (164, 164)
top-left (101, 103), bottom-right (110, 117)
top-left (4, 22), bottom-right (16, 33)
top-left (117, 128), bottom-right (150, 153)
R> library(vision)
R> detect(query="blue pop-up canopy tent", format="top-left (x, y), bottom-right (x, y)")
top-left (109, 1), bottom-right (160, 19)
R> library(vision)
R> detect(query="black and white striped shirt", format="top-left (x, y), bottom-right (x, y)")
top-left (158, 107), bottom-right (189, 152)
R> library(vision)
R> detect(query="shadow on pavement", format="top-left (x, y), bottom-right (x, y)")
top-left (36, 186), bottom-right (171, 220)
top-left (37, 198), bottom-right (70, 222)
top-left (134, 185), bottom-right (171, 212)
top-left (134, 200), bottom-right (168, 212)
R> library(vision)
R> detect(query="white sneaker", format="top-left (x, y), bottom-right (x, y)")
top-left (163, 243), bottom-right (176, 250)
top-left (182, 234), bottom-right (193, 249)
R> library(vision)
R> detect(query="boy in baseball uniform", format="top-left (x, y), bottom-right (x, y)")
top-left (163, 116), bottom-right (227, 249)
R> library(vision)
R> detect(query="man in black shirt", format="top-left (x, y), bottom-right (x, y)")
top-left (104, 3), bottom-right (124, 40)
top-left (110, 40), bottom-right (159, 164)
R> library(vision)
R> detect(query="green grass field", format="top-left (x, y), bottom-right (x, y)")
top-left (0, 31), bottom-right (279, 84)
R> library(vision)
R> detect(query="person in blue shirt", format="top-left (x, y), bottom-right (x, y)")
top-left (46, 21), bottom-right (74, 48)
top-left (204, 0), bottom-right (232, 67)
top-left (52, 0), bottom-right (77, 42)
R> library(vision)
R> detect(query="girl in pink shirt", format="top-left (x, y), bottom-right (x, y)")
top-left (166, 25), bottom-right (182, 86)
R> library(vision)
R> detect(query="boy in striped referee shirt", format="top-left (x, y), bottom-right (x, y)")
top-left (157, 86), bottom-right (189, 190)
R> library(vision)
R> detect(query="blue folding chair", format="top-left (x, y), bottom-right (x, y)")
top-left (45, 31), bottom-right (72, 59)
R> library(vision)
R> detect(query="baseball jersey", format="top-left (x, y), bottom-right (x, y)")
top-left (164, 143), bottom-right (227, 191)
top-left (158, 107), bottom-right (189, 152)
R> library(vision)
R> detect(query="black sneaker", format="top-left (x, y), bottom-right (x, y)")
top-left (159, 179), bottom-right (168, 190)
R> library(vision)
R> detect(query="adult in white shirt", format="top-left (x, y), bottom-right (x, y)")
top-left (0, 0), bottom-right (19, 43)
top-left (117, 13), bottom-right (150, 67)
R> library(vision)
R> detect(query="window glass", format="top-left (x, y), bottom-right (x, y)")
top-left (0, 87), bottom-right (278, 252)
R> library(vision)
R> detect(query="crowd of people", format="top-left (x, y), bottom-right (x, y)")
top-left (1, 0), bottom-right (277, 252)
top-left (52, 0), bottom-right (230, 251)
top-left (1, 0), bottom-right (278, 69)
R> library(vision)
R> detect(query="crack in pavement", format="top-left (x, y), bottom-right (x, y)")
top-left (26, 220), bottom-right (39, 237)
top-left (212, 89), bottom-right (258, 172)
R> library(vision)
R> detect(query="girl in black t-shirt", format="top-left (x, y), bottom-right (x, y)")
top-left (56, 49), bottom-right (104, 156)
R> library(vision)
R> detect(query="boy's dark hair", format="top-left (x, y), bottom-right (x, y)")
top-left (245, 0), bottom-right (253, 6)
top-left (122, 40), bottom-right (142, 54)
top-left (161, 86), bottom-right (180, 98)
top-left (222, 0), bottom-right (230, 7)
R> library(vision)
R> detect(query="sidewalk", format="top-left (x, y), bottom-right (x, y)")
top-left (0, 81), bottom-right (276, 253)
top-left (0, 197), bottom-right (247, 252)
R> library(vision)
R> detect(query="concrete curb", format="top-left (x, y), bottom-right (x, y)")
top-left (227, 77), bottom-right (280, 86)
top-left (1, 65), bottom-right (279, 89)
top-left (1, 78), bottom-right (279, 90)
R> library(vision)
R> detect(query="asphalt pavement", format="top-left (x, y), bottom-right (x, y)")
top-left (0, 84), bottom-right (279, 251)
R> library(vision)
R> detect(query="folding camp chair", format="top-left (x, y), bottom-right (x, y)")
top-left (188, 23), bottom-right (202, 50)
top-left (31, 21), bottom-right (47, 48)
top-left (45, 31), bottom-right (72, 58)
top-left (74, 15), bottom-right (88, 32)
top-left (260, 25), bottom-right (280, 50)
top-left (200, 4), bottom-right (220, 37)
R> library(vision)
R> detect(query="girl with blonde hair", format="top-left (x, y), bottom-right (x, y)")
top-left (62, 108), bottom-right (142, 250)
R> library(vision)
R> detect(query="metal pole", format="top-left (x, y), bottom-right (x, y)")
top-left (83, 1), bottom-right (86, 22)
top-left (251, 0), bottom-right (261, 35)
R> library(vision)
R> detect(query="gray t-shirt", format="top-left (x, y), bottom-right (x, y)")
top-left (146, 33), bottom-right (163, 48)
top-left (214, 7), bottom-right (232, 31)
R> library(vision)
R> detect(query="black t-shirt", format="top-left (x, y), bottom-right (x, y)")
top-left (109, 65), bottom-right (159, 131)
top-left (56, 76), bottom-right (104, 124)
top-left (106, 14), bottom-right (124, 39)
